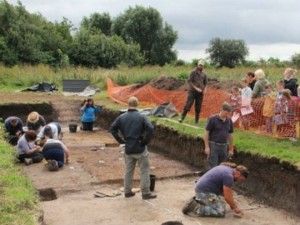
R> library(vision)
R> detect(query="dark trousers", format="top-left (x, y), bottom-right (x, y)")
top-left (18, 152), bottom-right (44, 163)
top-left (82, 122), bottom-right (93, 131)
top-left (43, 148), bottom-right (65, 168)
top-left (182, 91), bottom-right (204, 121)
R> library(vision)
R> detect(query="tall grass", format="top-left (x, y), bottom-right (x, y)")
top-left (0, 64), bottom-right (288, 91)
top-left (0, 133), bottom-right (40, 225)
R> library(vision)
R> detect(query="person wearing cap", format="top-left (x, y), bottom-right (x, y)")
top-left (178, 59), bottom-right (208, 124)
top-left (4, 116), bottom-right (24, 145)
top-left (204, 102), bottom-right (234, 168)
top-left (182, 162), bottom-right (249, 217)
top-left (26, 111), bottom-right (46, 133)
top-left (80, 98), bottom-right (100, 131)
top-left (110, 96), bottom-right (157, 200)
top-left (16, 130), bottom-right (43, 165)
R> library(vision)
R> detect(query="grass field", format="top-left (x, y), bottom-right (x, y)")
top-left (0, 64), bottom-right (288, 91)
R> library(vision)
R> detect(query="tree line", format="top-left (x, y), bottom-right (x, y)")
top-left (1, 1), bottom-right (300, 69)
top-left (0, 1), bottom-right (177, 68)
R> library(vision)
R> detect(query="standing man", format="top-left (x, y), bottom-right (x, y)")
top-left (4, 116), bottom-right (24, 145)
top-left (178, 60), bottom-right (208, 124)
top-left (204, 102), bottom-right (234, 168)
top-left (182, 162), bottom-right (249, 217)
top-left (110, 96), bottom-right (156, 200)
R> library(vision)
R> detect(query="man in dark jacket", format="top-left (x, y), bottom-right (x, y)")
top-left (178, 60), bottom-right (208, 124)
top-left (110, 96), bottom-right (156, 200)
top-left (4, 116), bottom-right (24, 145)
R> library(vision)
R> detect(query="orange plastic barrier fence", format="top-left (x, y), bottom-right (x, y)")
top-left (107, 78), bottom-right (299, 139)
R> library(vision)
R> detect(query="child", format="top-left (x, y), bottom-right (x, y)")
top-left (229, 86), bottom-right (241, 113)
top-left (228, 86), bottom-right (241, 126)
top-left (240, 78), bottom-right (253, 130)
top-left (280, 89), bottom-right (298, 141)
top-left (262, 84), bottom-right (276, 134)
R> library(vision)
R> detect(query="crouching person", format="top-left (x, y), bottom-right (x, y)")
top-left (16, 130), bottom-right (43, 165)
top-left (42, 126), bottom-right (70, 171)
top-left (37, 122), bottom-right (62, 141)
top-left (4, 116), bottom-right (24, 145)
top-left (182, 162), bottom-right (249, 217)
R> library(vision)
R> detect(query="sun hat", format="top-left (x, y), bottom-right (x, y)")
top-left (27, 111), bottom-right (39, 123)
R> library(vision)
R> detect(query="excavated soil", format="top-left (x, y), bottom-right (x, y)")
top-left (0, 77), bottom-right (299, 224)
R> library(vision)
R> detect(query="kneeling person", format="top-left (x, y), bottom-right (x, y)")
top-left (182, 162), bottom-right (249, 217)
top-left (16, 130), bottom-right (43, 165)
top-left (42, 127), bottom-right (70, 171)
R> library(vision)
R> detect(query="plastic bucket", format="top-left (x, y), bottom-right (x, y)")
top-left (150, 174), bottom-right (156, 191)
top-left (69, 124), bottom-right (78, 133)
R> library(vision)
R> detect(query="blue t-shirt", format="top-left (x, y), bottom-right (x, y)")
top-left (81, 106), bottom-right (100, 122)
top-left (206, 114), bottom-right (233, 144)
top-left (195, 165), bottom-right (234, 195)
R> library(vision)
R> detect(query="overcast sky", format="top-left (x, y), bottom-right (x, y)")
top-left (8, 0), bottom-right (300, 62)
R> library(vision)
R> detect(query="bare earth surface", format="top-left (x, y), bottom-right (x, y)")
top-left (0, 81), bottom-right (299, 225)
top-left (20, 126), bottom-right (299, 225)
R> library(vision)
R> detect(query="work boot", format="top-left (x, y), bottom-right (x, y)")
top-left (142, 193), bottom-right (157, 200)
top-left (195, 114), bottom-right (200, 124)
top-left (48, 160), bottom-right (59, 171)
top-left (182, 196), bottom-right (198, 214)
top-left (124, 191), bottom-right (135, 198)
top-left (178, 110), bottom-right (188, 123)
top-left (24, 158), bottom-right (33, 166)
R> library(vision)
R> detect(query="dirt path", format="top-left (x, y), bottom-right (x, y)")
top-left (21, 126), bottom-right (299, 225)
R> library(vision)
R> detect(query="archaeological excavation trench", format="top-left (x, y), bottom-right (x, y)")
top-left (1, 101), bottom-right (299, 218)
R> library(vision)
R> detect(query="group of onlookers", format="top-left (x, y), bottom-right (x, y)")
top-left (4, 111), bottom-right (69, 171)
top-left (228, 67), bottom-right (299, 140)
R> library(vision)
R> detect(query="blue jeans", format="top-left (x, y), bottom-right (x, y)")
top-left (208, 141), bottom-right (228, 168)
top-left (43, 147), bottom-right (65, 168)
top-left (124, 148), bottom-right (151, 195)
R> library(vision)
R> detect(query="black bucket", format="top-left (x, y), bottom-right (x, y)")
top-left (69, 124), bottom-right (78, 133)
top-left (150, 174), bottom-right (156, 191)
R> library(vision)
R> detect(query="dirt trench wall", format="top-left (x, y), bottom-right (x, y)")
top-left (97, 108), bottom-right (300, 217)
top-left (0, 103), bottom-right (58, 124)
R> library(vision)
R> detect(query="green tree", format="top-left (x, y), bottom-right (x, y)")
top-left (206, 38), bottom-right (249, 68)
top-left (0, 1), bottom-right (72, 66)
top-left (112, 5), bottom-right (178, 65)
top-left (291, 53), bottom-right (300, 68)
top-left (68, 28), bottom-right (144, 68)
top-left (81, 12), bottom-right (112, 36)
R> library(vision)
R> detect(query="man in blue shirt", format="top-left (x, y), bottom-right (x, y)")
top-left (183, 162), bottom-right (249, 217)
top-left (204, 102), bottom-right (234, 168)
